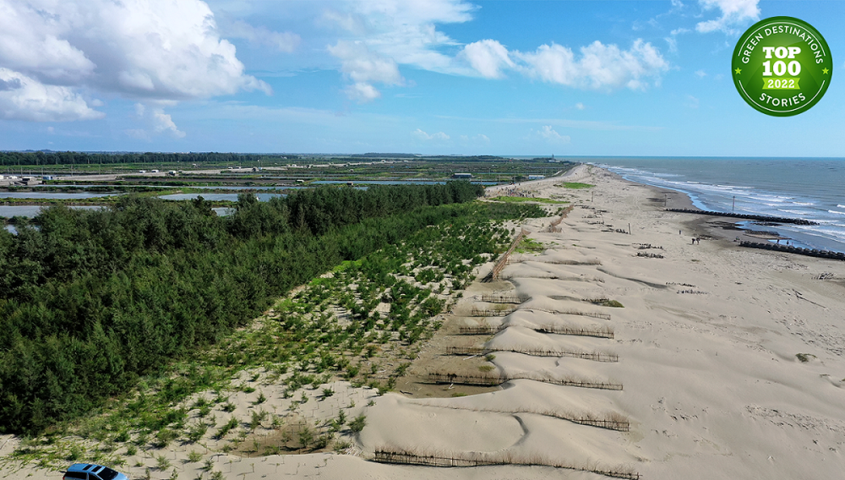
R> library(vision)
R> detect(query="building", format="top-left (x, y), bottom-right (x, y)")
top-left (452, 172), bottom-right (473, 179)
top-left (528, 175), bottom-right (546, 180)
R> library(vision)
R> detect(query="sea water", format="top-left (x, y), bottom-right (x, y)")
top-left (591, 158), bottom-right (845, 253)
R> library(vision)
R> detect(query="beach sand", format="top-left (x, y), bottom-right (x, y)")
top-left (3, 164), bottom-right (845, 479)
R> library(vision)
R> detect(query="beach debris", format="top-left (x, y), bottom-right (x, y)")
top-left (636, 252), bottom-right (664, 259)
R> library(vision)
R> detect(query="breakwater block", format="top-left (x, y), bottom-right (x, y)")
top-left (665, 208), bottom-right (818, 226)
top-left (739, 241), bottom-right (845, 261)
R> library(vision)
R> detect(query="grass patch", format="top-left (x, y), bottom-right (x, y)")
top-left (589, 298), bottom-right (624, 308)
top-left (515, 237), bottom-right (544, 254)
top-left (796, 353), bottom-right (816, 363)
top-left (559, 182), bottom-right (594, 189)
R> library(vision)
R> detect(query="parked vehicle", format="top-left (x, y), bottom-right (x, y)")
top-left (63, 463), bottom-right (127, 480)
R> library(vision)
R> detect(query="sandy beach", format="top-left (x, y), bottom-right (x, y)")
top-left (3, 164), bottom-right (845, 479)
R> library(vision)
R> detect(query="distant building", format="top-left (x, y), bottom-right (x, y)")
top-left (452, 173), bottom-right (473, 179)
top-left (528, 175), bottom-right (546, 180)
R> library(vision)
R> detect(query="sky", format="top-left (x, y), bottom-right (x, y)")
top-left (0, 0), bottom-right (842, 156)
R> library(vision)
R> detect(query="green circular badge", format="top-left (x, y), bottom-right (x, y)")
top-left (732, 16), bottom-right (832, 116)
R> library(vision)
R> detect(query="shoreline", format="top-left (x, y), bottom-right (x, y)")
top-left (596, 163), bottom-right (845, 254)
top-left (605, 169), bottom-right (828, 253)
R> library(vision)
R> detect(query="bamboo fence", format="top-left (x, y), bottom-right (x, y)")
top-left (372, 447), bottom-right (640, 479)
top-left (445, 345), bottom-right (618, 363)
top-left (425, 371), bottom-right (623, 390)
top-left (489, 229), bottom-right (529, 281)
top-left (457, 324), bottom-right (614, 339)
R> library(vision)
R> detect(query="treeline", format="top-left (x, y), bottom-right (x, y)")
top-left (0, 151), bottom-right (299, 166)
top-left (0, 182), bottom-right (532, 433)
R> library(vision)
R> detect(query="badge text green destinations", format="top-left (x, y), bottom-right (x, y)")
top-left (732, 17), bottom-right (831, 117)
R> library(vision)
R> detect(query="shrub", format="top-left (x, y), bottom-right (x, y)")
top-left (349, 415), bottom-right (367, 433)
top-left (186, 423), bottom-right (208, 443)
top-left (155, 455), bottom-right (171, 470)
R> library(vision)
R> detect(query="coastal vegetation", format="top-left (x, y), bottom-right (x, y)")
top-left (559, 182), bottom-right (594, 189)
top-left (0, 181), bottom-right (547, 435)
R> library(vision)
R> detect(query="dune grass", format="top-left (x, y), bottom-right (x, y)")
top-left (558, 182), bottom-right (594, 189)
top-left (515, 237), bottom-right (544, 254)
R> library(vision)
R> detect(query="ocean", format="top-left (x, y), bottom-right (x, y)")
top-left (589, 158), bottom-right (845, 253)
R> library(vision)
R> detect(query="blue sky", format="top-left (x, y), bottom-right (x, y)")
top-left (0, 0), bottom-right (842, 156)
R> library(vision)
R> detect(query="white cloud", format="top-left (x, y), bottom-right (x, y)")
top-left (684, 94), bottom-right (699, 108)
top-left (328, 41), bottom-right (404, 85)
top-left (413, 128), bottom-right (449, 141)
top-left (575, 102), bottom-right (585, 110)
top-left (474, 133), bottom-right (490, 143)
top-left (328, 40), bottom-right (403, 102)
top-left (665, 37), bottom-right (678, 53)
top-left (317, 0), bottom-right (671, 101)
top-left (0, 0), bottom-right (270, 122)
top-left (0, 68), bottom-right (103, 121)
top-left (344, 82), bottom-right (381, 103)
top-left (219, 17), bottom-right (301, 53)
top-left (665, 27), bottom-right (690, 53)
top-left (695, 70), bottom-right (707, 78)
top-left (460, 39), bottom-right (514, 78)
top-left (130, 102), bottom-right (186, 139)
top-left (696, 0), bottom-right (760, 34)
top-left (518, 39), bottom-right (669, 91)
top-left (536, 125), bottom-right (570, 144)
top-left (322, 0), bottom-right (475, 83)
